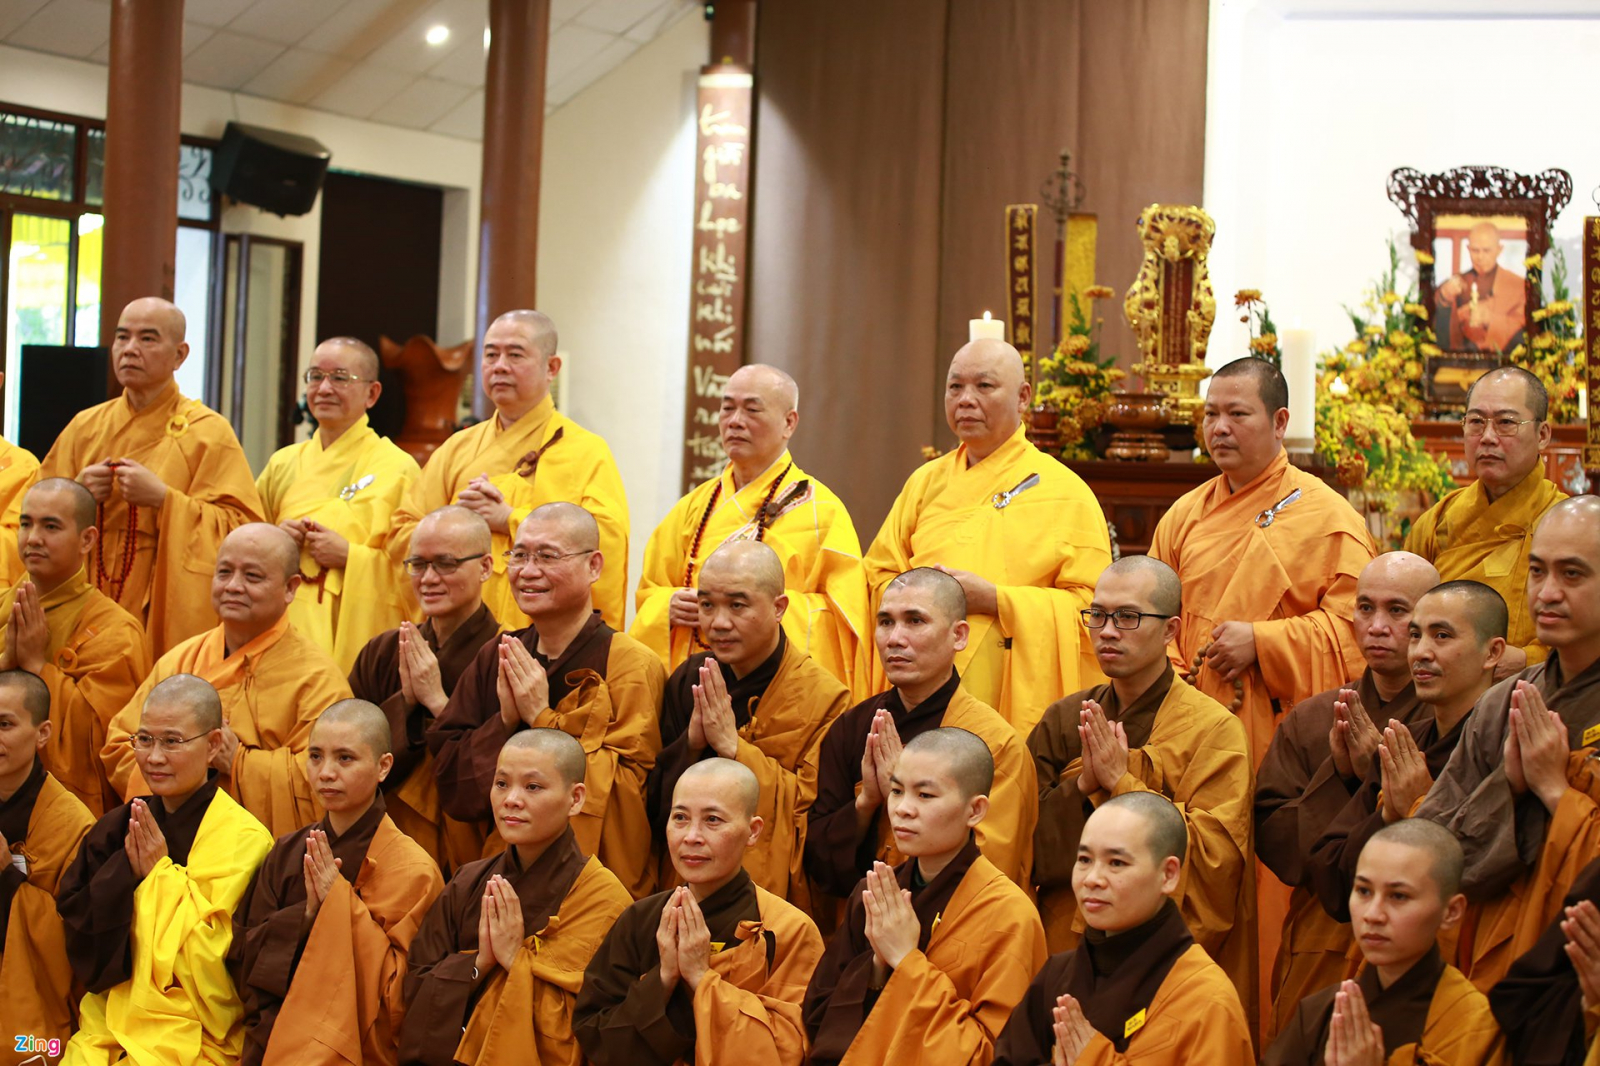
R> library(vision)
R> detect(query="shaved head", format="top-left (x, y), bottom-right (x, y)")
top-left (414, 504), bottom-right (492, 556)
top-left (317, 336), bottom-right (380, 382)
top-left (1419, 580), bottom-right (1507, 645)
top-left (1468, 221), bottom-right (1503, 246)
top-left (948, 338), bottom-right (1025, 389)
top-left (1535, 494), bottom-right (1600, 550)
top-left (26, 477), bottom-right (96, 532)
top-left (886, 567), bottom-right (967, 622)
top-left (675, 757), bottom-right (760, 819)
top-left (1467, 365), bottom-right (1548, 421)
top-left (0, 668), bottom-right (50, 726)
top-left (145, 673), bottom-right (222, 732)
top-left (1097, 791), bottom-right (1188, 866)
top-left (1368, 818), bottom-right (1464, 899)
top-left (222, 523), bottom-right (301, 582)
top-left (901, 727), bottom-right (993, 799)
top-left (699, 540), bottom-right (785, 600)
top-left (726, 363), bottom-right (798, 414)
top-left (1213, 356), bottom-right (1289, 413)
top-left (501, 727), bottom-right (586, 787)
top-left (313, 698), bottom-right (392, 758)
top-left (122, 296), bottom-right (187, 344)
top-left (1359, 551), bottom-right (1440, 601)
top-left (524, 502), bottom-right (599, 552)
top-left (1101, 555), bottom-right (1182, 616)
top-left (491, 309), bottom-right (558, 358)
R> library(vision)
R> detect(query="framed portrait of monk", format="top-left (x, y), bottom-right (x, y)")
top-left (1387, 165), bottom-right (1572, 410)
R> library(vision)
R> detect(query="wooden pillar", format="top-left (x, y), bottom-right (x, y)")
top-left (475, 0), bottom-right (551, 417)
top-left (99, 0), bottom-right (184, 346)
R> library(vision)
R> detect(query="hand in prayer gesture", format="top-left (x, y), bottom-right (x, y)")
top-left (1562, 899), bottom-right (1600, 1011)
top-left (111, 457), bottom-right (168, 508)
top-left (79, 460), bottom-right (116, 503)
top-left (1050, 994), bottom-right (1094, 1066)
top-left (863, 861), bottom-right (919, 978)
top-left (668, 588), bottom-right (700, 629)
top-left (124, 798), bottom-right (169, 879)
top-left (277, 518), bottom-right (308, 545)
top-left (858, 710), bottom-right (902, 813)
top-left (398, 622), bottom-right (448, 714)
top-left (689, 659), bottom-right (739, 759)
top-left (1205, 621), bottom-right (1257, 681)
top-left (301, 519), bottom-right (349, 570)
top-left (456, 475), bottom-right (511, 534)
top-left (1330, 688), bottom-right (1382, 781)
top-left (8, 580), bottom-right (49, 675)
top-left (480, 875), bottom-right (525, 971)
top-left (1505, 682), bottom-right (1569, 813)
top-left (210, 720), bottom-right (240, 774)
top-left (1494, 645), bottom-right (1528, 682)
top-left (302, 828), bottom-right (342, 925)
top-left (675, 886), bottom-right (714, 992)
top-left (1324, 982), bottom-right (1384, 1066)
top-left (931, 565), bottom-right (997, 616)
top-left (1379, 722), bottom-right (1432, 823)
top-left (657, 888), bottom-right (683, 992)
top-left (496, 637), bottom-right (549, 730)
top-left (1077, 700), bottom-right (1129, 796)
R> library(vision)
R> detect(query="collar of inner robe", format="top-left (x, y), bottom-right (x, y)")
top-left (0, 757), bottom-right (46, 845)
top-left (1355, 943), bottom-right (1445, 1054)
top-left (317, 789), bottom-right (388, 883)
top-left (884, 668), bottom-right (962, 723)
top-left (723, 629), bottom-right (787, 715)
top-left (140, 769), bottom-right (221, 866)
top-left (898, 833), bottom-right (980, 952)
top-left (1069, 897), bottom-right (1194, 1051)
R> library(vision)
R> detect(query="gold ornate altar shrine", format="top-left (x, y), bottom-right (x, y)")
top-left (1123, 203), bottom-right (1217, 421)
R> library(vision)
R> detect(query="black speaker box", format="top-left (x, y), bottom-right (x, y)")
top-left (19, 345), bottom-right (109, 457)
top-left (210, 122), bottom-right (331, 217)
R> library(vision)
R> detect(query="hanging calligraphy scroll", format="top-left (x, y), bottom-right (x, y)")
top-left (1005, 204), bottom-right (1039, 383)
top-left (1585, 216), bottom-right (1600, 471)
top-left (679, 70), bottom-right (753, 494)
top-left (1062, 212), bottom-right (1098, 335)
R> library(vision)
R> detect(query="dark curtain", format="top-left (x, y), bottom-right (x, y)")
top-left (747, 0), bottom-right (1208, 535)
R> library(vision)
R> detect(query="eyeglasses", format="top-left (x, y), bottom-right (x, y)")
top-left (402, 553), bottom-right (486, 576)
top-left (130, 730), bottom-right (212, 752)
top-left (1080, 608), bottom-right (1174, 631)
top-left (503, 548), bottom-right (594, 569)
top-left (1461, 414), bottom-right (1539, 437)
top-left (304, 369), bottom-right (370, 387)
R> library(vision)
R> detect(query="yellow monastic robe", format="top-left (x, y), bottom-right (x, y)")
top-left (103, 615), bottom-right (353, 836)
top-left (1072, 946), bottom-right (1254, 1066)
top-left (0, 568), bottom-right (150, 815)
top-left (632, 451), bottom-right (870, 694)
top-left (64, 789), bottom-right (272, 1066)
top-left (1404, 463), bottom-right (1566, 664)
top-left (38, 382), bottom-right (264, 657)
top-left (387, 395), bottom-right (629, 629)
top-left (863, 424), bottom-right (1112, 736)
top-left (0, 437), bottom-right (40, 584)
top-left (255, 415), bottom-right (422, 673)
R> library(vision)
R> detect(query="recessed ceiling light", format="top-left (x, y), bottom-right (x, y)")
top-left (425, 24), bottom-right (450, 45)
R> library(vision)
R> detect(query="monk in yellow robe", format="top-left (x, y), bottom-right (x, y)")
top-left (863, 339), bottom-right (1111, 735)
top-left (39, 298), bottom-right (264, 656)
top-left (805, 568), bottom-right (1038, 914)
top-left (803, 728), bottom-right (1049, 1064)
top-left (103, 524), bottom-right (353, 836)
top-left (575, 758), bottom-right (825, 1066)
top-left (646, 541), bottom-right (850, 905)
top-left (57, 674), bottom-right (274, 1066)
top-left (1488, 855), bottom-right (1600, 1065)
top-left (1254, 552), bottom-right (1438, 1041)
top-left (231, 700), bottom-right (444, 1065)
top-left (633, 364), bottom-right (869, 693)
top-left (0, 479), bottom-right (149, 815)
top-left (994, 794), bottom-right (1253, 1066)
top-left (399, 728), bottom-right (632, 1066)
top-left (349, 506), bottom-right (500, 872)
top-left (0, 402), bottom-right (42, 583)
top-left (386, 309), bottom-right (629, 628)
top-left (1028, 557), bottom-right (1255, 1012)
top-left (0, 670), bottom-right (95, 1060)
top-left (1264, 820), bottom-right (1506, 1065)
top-left (1407, 366), bottom-right (1566, 678)
top-left (429, 503), bottom-right (663, 897)
top-left (256, 337), bottom-right (421, 672)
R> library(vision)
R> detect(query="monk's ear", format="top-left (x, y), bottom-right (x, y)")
top-left (1158, 855), bottom-right (1182, 896)
top-left (376, 751), bottom-right (394, 783)
top-left (363, 379), bottom-right (382, 410)
top-left (567, 781), bottom-right (587, 819)
top-left (782, 407), bottom-right (798, 437)
top-left (1016, 378), bottom-right (1033, 414)
top-left (284, 572), bottom-right (303, 599)
top-left (33, 719), bottom-right (52, 751)
top-left (546, 354), bottom-right (563, 381)
top-left (1162, 614), bottom-right (1181, 646)
top-left (79, 524), bottom-right (99, 559)
top-left (206, 727), bottom-right (226, 766)
top-left (475, 552), bottom-right (493, 585)
top-left (172, 340), bottom-right (190, 368)
top-left (950, 618), bottom-right (970, 653)
top-left (1271, 405), bottom-right (1290, 440)
top-left (745, 814), bottom-right (764, 847)
top-left (1439, 891), bottom-right (1468, 933)
top-left (965, 793), bottom-right (989, 829)
top-left (1536, 417), bottom-right (1552, 452)
top-left (1482, 636), bottom-right (1506, 674)
top-left (772, 592), bottom-right (789, 625)
top-left (585, 550), bottom-right (603, 585)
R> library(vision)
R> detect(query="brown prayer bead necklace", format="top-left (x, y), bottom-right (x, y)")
top-left (1189, 642), bottom-right (1245, 712)
top-left (681, 461), bottom-right (793, 589)
top-left (95, 501), bottom-right (139, 604)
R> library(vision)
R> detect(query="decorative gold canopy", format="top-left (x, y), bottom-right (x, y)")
top-left (1123, 204), bottom-right (1217, 417)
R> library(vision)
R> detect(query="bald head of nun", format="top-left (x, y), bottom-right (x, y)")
top-left (945, 339), bottom-right (1031, 456)
top-left (1351, 819), bottom-right (1468, 978)
top-left (145, 672), bottom-right (223, 732)
top-left (1073, 793), bottom-right (1188, 932)
top-left (668, 757), bottom-right (765, 896)
top-left (501, 726), bottom-right (587, 787)
top-left (492, 728), bottom-right (588, 854)
top-left (674, 756), bottom-right (761, 821)
top-left (0, 668), bottom-right (51, 727)
top-left (900, 726), bottom-right (994, 800)
top-left (313, 698), bottom-right (394, 758)
top-left (309, 700), bottom-right (395, 823)
top-left (0, 669), bottom-right (50, 780)
top-left (887, 728), bottom-right (994, 860)
top-left (137, 674), bottom-right (223, 806)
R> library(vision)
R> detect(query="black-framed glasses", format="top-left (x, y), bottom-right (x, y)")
top-left (503, 548), bottom-right (594, 569)
top-left (130, 731), bottom-right (211, 752)
top-left (1460, 414), bottom-right (1539, 437)
top-left (304, 368), bottom-right (370, 386)
top-left (402, 553), bottom-right (486, 576)
top-left (1080, 608), bottom-right (1174, 631)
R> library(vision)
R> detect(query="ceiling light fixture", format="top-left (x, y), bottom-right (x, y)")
top-left (425, 24), bottom-right (450, 45)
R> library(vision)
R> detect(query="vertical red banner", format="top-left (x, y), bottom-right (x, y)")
top-left (680, 70), bottom-right (753, 494)
top-left (1586, 217), bottom-right (1600, 472)
top-left (1005, 204), bottom-right (1039, 384)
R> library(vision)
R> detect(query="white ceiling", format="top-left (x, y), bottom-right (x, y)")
top-left (0, 0), bottom-right (698, 139)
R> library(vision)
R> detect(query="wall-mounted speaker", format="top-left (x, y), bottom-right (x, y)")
top-left (210, 122), bottom-right (331, 217)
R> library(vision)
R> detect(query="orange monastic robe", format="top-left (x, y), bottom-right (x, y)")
top-left (633, 451), bottom-right (870, 694)
top-left (103, 614), bottom-right (353, 836)
top-left (863, 424), bottom-right (1112, 736)
top-left (387, 394), bottom-right (629, 629)
top-left (0, 568), bottom-right (149, 815)
top-left (0, 437), bottom-right (40, 583)
top-left (38, 382), bottom-right (264, 656)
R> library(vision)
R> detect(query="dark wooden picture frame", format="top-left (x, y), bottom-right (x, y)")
top-left (1387, 165), bottom-right (1572, 409)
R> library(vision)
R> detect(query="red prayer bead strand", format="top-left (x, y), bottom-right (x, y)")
top-left (95, 502), bottom-right (139, 604)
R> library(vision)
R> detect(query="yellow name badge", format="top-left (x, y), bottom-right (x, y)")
top-left (1583, 723), bottom-right (1600, 748)
top-left (1123, 1009), bottom-right (1147, 1039)
top-left (709, 941), bottom-right (726, 955)
top-left (930, 912), bottom-right (943, 936)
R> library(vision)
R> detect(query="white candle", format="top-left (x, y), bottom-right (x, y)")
top-left (969, 311), bottom-right (1005, 343)
top-left (1281, 327), bottom-right (1316, 447)
top-left (1581, 384), bottom-right (1589, 421)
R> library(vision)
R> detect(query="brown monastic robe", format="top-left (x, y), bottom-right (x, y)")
top-left (803, 839), bottom-right (1048, 1066)
top-left (231, 794), bottom-right (445, 1066)
top-left (348, 604), bottom-right (501, 871)
top-left (1263, 947), bottom-right (1506, 1065)
top-left (647, 634), bottom-right (850, 905)
top-left (992, 901), bottom-right (1253, 1066)
top-left (0, 761), bottom-right (95, 1056)
top-left (1489, 855), bottom-right (1600, 1066)
top-left (804, 671), bottom-right (1038, 911)
top-left (398, 826), bottom-right (631, 1066)
top-left (1254, 671), bottom-right (1423, 1039)
top-left (427, 612), bottom-right (664, 897)
top-left (1028, 667), bottom-right (1254, 1013)
top-left (572, 868), bottom-right (824, 1066)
